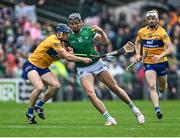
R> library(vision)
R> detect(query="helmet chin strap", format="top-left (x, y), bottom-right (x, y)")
top-left (56, 32), bottom-right (63, 39)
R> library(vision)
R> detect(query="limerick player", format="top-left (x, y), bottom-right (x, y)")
top-left (135, 10), bottom-right (174, 119)
top-left (67, 13), bottom-right (145, 126)
top-left (22, 23), bottom-right (92, 124)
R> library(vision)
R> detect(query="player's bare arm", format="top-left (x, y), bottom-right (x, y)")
top-left (135, 38), bottom-right (142, 61)
top-left (56, 47), bottom-right (92, 63)
top-left (152, 41), bottom-right (174, 63)
top-left (65, 46), bottom-right (74, 54)
top-left (92, 25), bottom-right (109, 45)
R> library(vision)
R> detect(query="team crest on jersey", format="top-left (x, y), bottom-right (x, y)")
top-left (163, 34), bottom-right (168, 39)
top-left (77, 37), bottom-right (83, 42)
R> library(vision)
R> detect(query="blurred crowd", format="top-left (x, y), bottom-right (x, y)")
top-left (0, 0), bottom-right (179, 100)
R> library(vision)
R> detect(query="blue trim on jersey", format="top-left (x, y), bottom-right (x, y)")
top-left (143, 62), bottom-right (168, 77)
top-left (141, 39), bottom-right (164, 48)
top-left (22, 60), bottom-right (51, 80)
top-left (46, 48), bottom-right (59, 60)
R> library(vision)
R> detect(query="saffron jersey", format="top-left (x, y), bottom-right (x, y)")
top-left (136, 26), bottom-right (171, 64)
top-left (28, 34), bottom-right (65, 68)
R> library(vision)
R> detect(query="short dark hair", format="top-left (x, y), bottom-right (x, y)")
top-left (68, 13), bottom-right (81, 22)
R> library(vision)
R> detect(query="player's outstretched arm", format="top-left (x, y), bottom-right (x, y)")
top-left (56, 48), bottom-right (92, 63)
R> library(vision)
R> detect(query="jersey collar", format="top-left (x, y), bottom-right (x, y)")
top-left (71, 27), bottom-right (83, 35)
top-left (147, 25), bottom-right (159, 31)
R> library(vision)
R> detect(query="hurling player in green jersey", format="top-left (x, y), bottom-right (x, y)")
top-left (67, 13), bottom-right (145, 126)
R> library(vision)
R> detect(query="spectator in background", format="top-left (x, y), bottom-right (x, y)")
top-left (4, 48), bottom-right (18, 78)
top-left (81, 0), bottom-right (102, 17)
top-left (41, 22), bottom-right (53, 37)
top-left (0, 45), bottom-right (6, 78)
top-left (15, 0), bottom-right (37, 23)
top-left (23, 21), bottom-right (42, 41)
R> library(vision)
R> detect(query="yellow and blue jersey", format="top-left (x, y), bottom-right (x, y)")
top-left (137, 26), bottom-right (171, 64)
top-left (28, 34), bottom-right (65, 68)
top-left (22, 34), bottom-right (65, 79)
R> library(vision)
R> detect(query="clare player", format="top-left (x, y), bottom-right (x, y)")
top-left (135, 10), bottom-right (174, 119)
top-left (22, 23), bottom-right (92, 124)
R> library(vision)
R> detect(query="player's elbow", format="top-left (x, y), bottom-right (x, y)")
top-left (166, 42), bottom-right (174, 54)
top-left (101, 40), bottom-right (110, 47)
top-left (101, 36), bottom-right (109, 46)
top-left (169, 46), bottom-right (174, 55)
top-left (105, 39), bottom-right (110, 45)
top-left (171, 47), bottom-right (174, 54)
top-left (64, 54), bottom-right (72, 61)
top-left (101, 39), bottom-right (109, 46)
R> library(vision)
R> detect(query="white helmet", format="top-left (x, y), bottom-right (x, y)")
top-left (146, 10), bottom-right (158, 19)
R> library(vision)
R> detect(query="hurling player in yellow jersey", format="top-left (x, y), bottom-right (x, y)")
top-left (22, 23), bottom-right (92, 124)
top-left (135, 10), bottom-right (174, 119)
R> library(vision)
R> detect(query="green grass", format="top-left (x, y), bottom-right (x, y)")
top-left (0, 100), bottom-right (180, 137)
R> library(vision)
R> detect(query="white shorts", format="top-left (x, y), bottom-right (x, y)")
top-left (77, 59), bottom-right (108, 78)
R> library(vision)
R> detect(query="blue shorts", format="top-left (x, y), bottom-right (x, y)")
top-left (143, 62), bottom-right (168, 77)
top-left (22, 60), bottom-right (51, 80)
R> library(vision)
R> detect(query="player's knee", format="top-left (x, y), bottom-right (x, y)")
top-left (86, 90), bottom-right (95, 98)
top-left (51, 82), bottom-right (61, 90)
top-left (149, 83), bottom-right (156, 91)
top-left (36, 85), bottom-right (44, 92)
top-left (159, 87), bottom-right (166, 93)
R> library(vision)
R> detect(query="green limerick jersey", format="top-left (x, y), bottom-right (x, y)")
top-left (67, 26), bottom-right (99, 67)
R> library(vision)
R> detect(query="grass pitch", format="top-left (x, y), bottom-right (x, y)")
top-left (0, 100), bottom-right (180, 137)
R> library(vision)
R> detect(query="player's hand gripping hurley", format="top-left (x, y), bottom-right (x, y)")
top-left (126, 51), bottom-right (148, 71)
top-left (74, 41), bottom-right (135, 58)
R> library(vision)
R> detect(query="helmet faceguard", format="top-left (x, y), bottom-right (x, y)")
top-left (55, 23), bottom-right (70, 39)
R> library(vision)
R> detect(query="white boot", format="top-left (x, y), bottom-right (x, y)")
top-left (105, 117), bottom-right (117, 126)
top-left (134, 108), bottom-right (145, 124)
